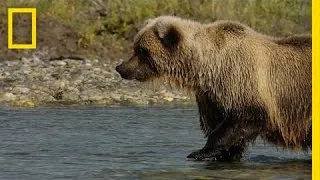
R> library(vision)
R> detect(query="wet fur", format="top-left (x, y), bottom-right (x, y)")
top-left (116, 16), bottom-right (312, 161)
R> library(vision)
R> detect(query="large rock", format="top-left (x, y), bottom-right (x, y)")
top-left (11, 100), bottom-right (35, 107)
top-left (31, 90), bottom-right (56, 102)
top-left (62, 91), bottom-right (80, 102)
top-left (3, 92), bottom-right (17, 101)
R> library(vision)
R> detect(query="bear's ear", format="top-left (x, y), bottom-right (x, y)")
top-left (155, 22), bottom-right (181, 51)
top-left (142, 18), bottom-right (153, 27)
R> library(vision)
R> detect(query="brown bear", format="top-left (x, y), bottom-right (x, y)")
top-left (115, 16), bottom-right (311, 161)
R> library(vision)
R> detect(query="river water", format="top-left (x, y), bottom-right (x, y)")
top-left (0, 106), bottom-right (311, 179)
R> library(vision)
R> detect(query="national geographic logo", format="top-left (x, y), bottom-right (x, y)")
top-left (8, 8), bottom-right (36, 49)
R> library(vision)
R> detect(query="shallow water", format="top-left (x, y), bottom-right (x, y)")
top-left (0, 106), bottom-right (311, 179)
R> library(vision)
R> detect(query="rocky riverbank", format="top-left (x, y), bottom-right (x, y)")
top-left (0, 56), bottom-right (194, 107)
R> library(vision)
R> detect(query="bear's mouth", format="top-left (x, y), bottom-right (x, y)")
top-left (119, 73), bottom-right (134, 80)
top-left (135, 75), bottom-right (150, 82)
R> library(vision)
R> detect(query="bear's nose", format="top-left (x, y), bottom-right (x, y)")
top-left (115, 65), bottom-right (122, 74)
top-left (115, 65), bottom-right (130, 79)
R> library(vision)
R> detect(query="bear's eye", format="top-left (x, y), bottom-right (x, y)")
top-left (136, 48), bottom-right (149, 62)
top-left (137, 48), bottom-right (147, 56)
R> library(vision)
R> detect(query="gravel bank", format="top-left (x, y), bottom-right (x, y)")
top-left (0, 56), bottom-right (194, 107)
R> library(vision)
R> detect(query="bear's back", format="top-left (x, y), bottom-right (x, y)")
top-left (275, 35), bottom-right (311, 48)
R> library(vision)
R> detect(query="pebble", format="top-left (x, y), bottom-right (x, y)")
top-left (85, 63), bottom-right (92, 67)
top-left (93, 68), bottom-right (101, 72)
top-left (88, 95), bottom-right (104, 101)
top-left (163, 96), bottom-right (174, 102)
top-left (50, 60), bottom-right (67, 66)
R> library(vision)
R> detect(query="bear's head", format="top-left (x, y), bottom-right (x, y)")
top-left (116, 16), bottom-right (200, 83)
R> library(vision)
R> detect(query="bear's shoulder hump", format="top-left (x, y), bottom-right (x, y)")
top-left (276, 35), bottom-right (311, 47)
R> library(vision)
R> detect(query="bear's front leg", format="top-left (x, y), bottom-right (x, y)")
top-left (186, 146), bottom-right (222, 161)
top-left (214, 141), bottom-right (247, 161)
top-left (187, 122), bottom-right (255, 161)
top-left (187, 142), bottom-right (246, 161)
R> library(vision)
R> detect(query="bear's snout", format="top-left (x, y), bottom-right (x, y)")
top-left (116, 64), bottom-right (133, 80)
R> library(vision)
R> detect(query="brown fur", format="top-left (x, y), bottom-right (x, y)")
top-left (116, 16), bottom-right (311, 160)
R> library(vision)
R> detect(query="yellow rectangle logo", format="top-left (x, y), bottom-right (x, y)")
top-left (8, 8), bottom-right (37, 49)
top-left (313, 0), bottom-right (320, 179)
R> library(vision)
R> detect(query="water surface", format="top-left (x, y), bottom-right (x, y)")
top-left (0, 106), bottom-right (311, 179)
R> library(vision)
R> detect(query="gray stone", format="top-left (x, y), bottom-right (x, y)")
top-left (5, 61), bottom-right (20, 67)
top-left (62, 91), bottom-right (80, 101)
top-left (12, 87), bottom-right (30, 94)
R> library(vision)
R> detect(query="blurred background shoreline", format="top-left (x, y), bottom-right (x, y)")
top-left (0, 0), bottom-right (311, 107)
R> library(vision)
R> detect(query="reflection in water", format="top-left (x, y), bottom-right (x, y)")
top-left (0, 106), bottom-right (311, 179)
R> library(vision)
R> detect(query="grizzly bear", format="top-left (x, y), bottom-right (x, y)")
top-left (115, 16), bottom-right (311, 161)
